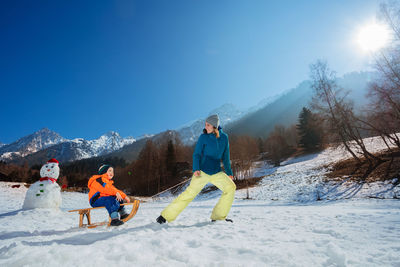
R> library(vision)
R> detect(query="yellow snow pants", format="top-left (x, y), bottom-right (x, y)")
top-left (161, 171), bottom-right (236, 222)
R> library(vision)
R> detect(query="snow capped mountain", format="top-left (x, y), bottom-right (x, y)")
top-left (0, 128), bottom-right (67, 161)
top-left (0, 129), bottom-right (136, 164)
top-left (209, 103), bottom-right (244, 125)
top-left (68, 131), bottom-right (136, 159)
top-left (177, 103), bottom-right (245, 144)
top-left (177, 119), bottom-right (206, 145)
top-left (0, 142), bottom-right (5, 148)
top-left (176, 98), bottom-right (287, 145)
top-left (135, 133), bottom-right (155, 141)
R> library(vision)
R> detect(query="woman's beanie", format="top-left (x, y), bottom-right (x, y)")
top-left (206, 114), bottom-right (220, 128)
top-left (98, 164), bottom-right (112, 175)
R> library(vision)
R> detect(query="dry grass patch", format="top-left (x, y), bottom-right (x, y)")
top-left (326, 148), bottom-right (400, 184)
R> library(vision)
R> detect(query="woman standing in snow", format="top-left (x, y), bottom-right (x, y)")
top-left (156, 114), bottom-right (236, 224)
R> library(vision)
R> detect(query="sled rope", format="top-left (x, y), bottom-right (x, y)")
top-left (151, 178), bottom-right (191, 198)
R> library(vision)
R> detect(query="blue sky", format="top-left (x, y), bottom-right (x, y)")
top-left (0, 0), bottom-right (379, 143)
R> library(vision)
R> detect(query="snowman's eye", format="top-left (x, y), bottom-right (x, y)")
top-left (51, 166), bottom-right (54, 168)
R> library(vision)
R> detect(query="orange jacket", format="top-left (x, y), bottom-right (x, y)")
top-left (88, 174), bottom-right (127, 204)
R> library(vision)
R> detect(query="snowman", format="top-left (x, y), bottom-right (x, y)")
top-left (22, 158), bottom-right (62, 209)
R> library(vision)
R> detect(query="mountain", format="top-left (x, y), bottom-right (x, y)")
top-left (2, 71), bottom-right (375, 165)
top-left (0, 142), bottom-right (5, 148)
top-left (226, 71), bottom-right (374, 138)
top-left (176, 92), bottom-right (295, 145)
top-left (105, 130), bottom-right (181, 163)
top-left (81, 131), bottom-right (136, 155)
top-left (339, 71), bottom-right (377, 109)
top-left (135, 134), bottom-right (155, 140)
top-left (226, 81), bottom-right (313, 138)
top-left (246, 91), bottom-right (288, 114)
top-left (177, 103), bottom-right (245, 145)
top-left (3, 130), bottom-right (136, 165)
top-left (0, 128), bottom-right (67, 161)
top-left (18, 129), bottom-right (180, 166)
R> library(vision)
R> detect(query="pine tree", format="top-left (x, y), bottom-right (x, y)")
top-left (297, 107), bottom-right (322, 151)
top-left (257, 137), bottom-right (264, 153)
top-left (134, 140), bottom-right (158, 195)
top-left (165, 140), bottom-right (176, 179)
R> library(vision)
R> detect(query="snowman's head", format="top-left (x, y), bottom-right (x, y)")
top-left (40, 158), bottom-right (60, 179)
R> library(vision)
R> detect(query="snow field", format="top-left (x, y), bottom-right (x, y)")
top-left (244, 135), bottom-right (400, 202)
top-left (0, 134), bottom-right (399, 266)
top-left (0, 183), bottom-right (400, 266)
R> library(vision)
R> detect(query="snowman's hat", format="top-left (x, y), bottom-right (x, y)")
top-left (47, 158), bottom-right (59, 164)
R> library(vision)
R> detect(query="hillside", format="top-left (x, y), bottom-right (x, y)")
top-left (157, 134), bottom-right (399, 202)
top-left (240, 135), bottom-right (399, 202)
top-left (226, 72), bottom-right (374, 138)
top-left (226, 81), bottom-right (312, 138)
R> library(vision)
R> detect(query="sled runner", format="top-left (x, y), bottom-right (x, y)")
top-left (69, 199), bottom-right (140, 228)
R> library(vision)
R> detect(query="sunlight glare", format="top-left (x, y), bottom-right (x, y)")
top-left (357, 22), bottom-right (390, 52)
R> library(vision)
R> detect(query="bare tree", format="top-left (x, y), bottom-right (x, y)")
top-left (264, 125), bottom-right (294, 166)
top-left (362, 2), bottom-right (400, 150)
top-left (285, 124), bottom-right (300, 149)
top-left (130, 140), bottom-right (160, 195)
top-left (310, 60), bottom-right (380, 164)
top-left (230, 135), bottom-right (259, 179)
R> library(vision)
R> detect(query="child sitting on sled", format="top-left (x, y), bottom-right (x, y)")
top-left (88, 164), bottom-right (130, 226)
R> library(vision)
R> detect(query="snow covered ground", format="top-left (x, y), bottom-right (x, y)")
top-left (245, 135), bottom-right (400, 202)
top-left (0, 135), bottom-right (399, 266)
top-left (0, 183), bottom-right (399, 266)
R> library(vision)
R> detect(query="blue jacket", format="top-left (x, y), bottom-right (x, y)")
top-left (192, 128), bottom-right (233, 176)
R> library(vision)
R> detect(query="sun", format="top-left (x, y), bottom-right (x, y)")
top-left (357, 22), bottom-right (391, 52)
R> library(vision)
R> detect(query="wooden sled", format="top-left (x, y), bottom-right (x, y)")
top-left (69, 199), bottom-right (140, 228)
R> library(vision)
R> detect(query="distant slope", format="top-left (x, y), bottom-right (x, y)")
top-left (226, 81), bottom-right (313, 138)
top-left (226, 72), bottom-right (373, 138)
top-left (176, 96), bottom-right (283, 145)
top-left (177, 103), bottom-right (244, 144)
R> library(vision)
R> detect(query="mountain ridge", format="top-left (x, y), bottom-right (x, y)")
top-left (1, 71), bottom-right (375, 165)
top-left (1, 129), bottom-right (136, 164)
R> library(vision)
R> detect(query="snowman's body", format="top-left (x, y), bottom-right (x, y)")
top-left (23, 160), bottom-right (62, 209)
